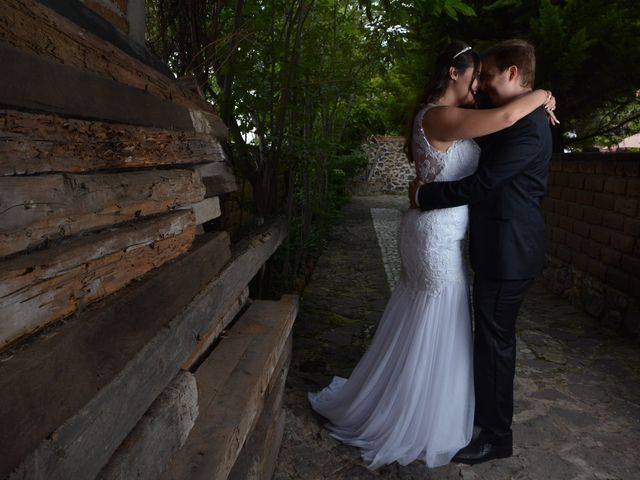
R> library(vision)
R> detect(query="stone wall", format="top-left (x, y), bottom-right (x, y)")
top-left (543, 153), bottom-right (640, 337)
top-left (362, 136), bottom-right (413, 192)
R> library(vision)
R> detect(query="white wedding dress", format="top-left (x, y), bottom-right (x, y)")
top-left (308, 104), bottom-right (480, 469)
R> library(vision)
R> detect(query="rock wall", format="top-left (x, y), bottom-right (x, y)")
top-left (362, 136), bottom-right (414, 192)
top-left (543, 152), bottom-right (640, 339)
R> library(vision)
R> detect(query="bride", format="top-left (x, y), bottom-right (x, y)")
top-left (308, 40), bottom-right (555, 469)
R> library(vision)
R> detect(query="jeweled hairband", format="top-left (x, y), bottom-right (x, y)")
top-left (452, 46), bottom-right (472, 59)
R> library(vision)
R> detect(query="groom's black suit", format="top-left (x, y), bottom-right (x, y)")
top-left (417, 107), bottom-right (552, 444)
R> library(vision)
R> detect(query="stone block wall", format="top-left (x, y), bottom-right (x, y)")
top-left (543, 153), bottom-right (640, 337)
top-left (362, 136), bottom-right (414, 192)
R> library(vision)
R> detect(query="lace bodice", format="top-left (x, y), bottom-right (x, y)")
top-left (399, 104), bottom-right (480, 294)
top-left (412, 104), bottom-right (480, 183)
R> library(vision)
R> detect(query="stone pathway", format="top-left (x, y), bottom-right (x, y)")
top-left (274, 195), bottom-right (640, 480)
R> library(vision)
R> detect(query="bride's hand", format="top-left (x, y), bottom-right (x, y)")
top-left (409, 178), bottom-right (424, 209)
top-left (544, 92), bottom-right (559, 125)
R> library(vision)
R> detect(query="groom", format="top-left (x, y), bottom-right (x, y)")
top-left (409, 39), bottom-right (552, 464)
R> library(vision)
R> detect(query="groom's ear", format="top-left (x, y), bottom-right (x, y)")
top-left (507, 65), bottom-right (518, 82)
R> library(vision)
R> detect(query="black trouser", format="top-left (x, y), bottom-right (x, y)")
top-left (472, 278), bottom-right (534, 444)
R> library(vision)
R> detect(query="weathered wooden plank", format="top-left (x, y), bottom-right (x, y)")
top-left (196, 161), bottom-right (239, 196)
top-left (0, 0), bottom-right (212, 114)
top-left (181, 287), bottom-right (250, 370)
top-left (189, 109), bottom-right (229, 140)
top-left (264, 410), bottom-right (287, 480)
top-left (182, 197), bottom-right (221, 225)
top-left (0, 230), bottom-right (231, 479)
top-left (0, 210), bottom-right (195, 348)
top-left (0, 168), bottom-right (205, 257)
top-left (228, 335), bottom-right (291, 480)
top-left (261, 407), bottom-right (286, 480)
top-left (161, 295), bottom-right (299, 480)
top-left (81, 0), bottom-right (129, 33)
top-left (36, 0), bottom-right (166, 75)
top-left (0, 43), bottom-right (199, 132)
top-left (0, 109), bottom-right (224, 175)
top-left (96, 371), bottom-right (199, 480)
top-left (0, 220), bottom-right (285, 480)
top-left (195, 160), bottom-right (229, 178)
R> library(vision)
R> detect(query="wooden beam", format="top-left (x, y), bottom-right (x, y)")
top-left (96, 371), bottom-right (199, 480)
top-left (0, 0), bottom-right (210, 113)
top-left (181, 287), bottom-right (250, 370)
top-left (0, 230), bottom-right (231, 479)
top-left (196, 161), bottom-right (239, 196)
top-left (0, 109), bottom-right (225, 175)
top-left (189, 109), bottom-right (228, 140)
top-left (161, 296), bottom-right (298, 480)
top-left (0, 168), bottom-right (205, 257)
top-left (181, 197), bottom-right (221, 225)
top-left (228, 335), bottom-right (291, 480)
top-left (0, 220), bottom-right (285, 480)
top-left (80, 0), bottom-right (129, 34)
top-left (36, 0), bottom-right (166, 74)
top-left (0, 43), bottom-right (201, 132)
top-left (0, 210), bottom-right (196, 348)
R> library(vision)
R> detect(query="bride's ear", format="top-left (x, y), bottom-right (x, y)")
top-left (449, 66), bottom-right (458, 81)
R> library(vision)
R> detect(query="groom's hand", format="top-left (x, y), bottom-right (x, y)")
top-left (409, 178), bottom-right (424, 209)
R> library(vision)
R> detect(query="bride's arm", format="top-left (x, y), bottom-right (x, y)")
top-left (424, 89), bottom-right (551, 142)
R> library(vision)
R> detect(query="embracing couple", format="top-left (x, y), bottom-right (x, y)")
top-left (309, 39), bottom-right (556, 469)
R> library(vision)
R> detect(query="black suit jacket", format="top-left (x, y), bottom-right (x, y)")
top-left (417, 107), bottom-right (552, 280)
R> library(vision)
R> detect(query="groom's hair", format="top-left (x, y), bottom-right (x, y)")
top-left (483, 39), bottom-right (535, 88)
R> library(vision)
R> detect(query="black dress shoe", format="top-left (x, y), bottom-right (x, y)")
top-left (452, 435), bottom-right (512, 465)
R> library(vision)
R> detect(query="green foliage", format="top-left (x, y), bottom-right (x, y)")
top-left (419, 0), bottom-right (640, 149)
top-left (442, 0), bottom-right (476, 19)
top-left (145, 0), bottom-right (478, 291)
top-left (527, 0), bottom-right (640, 148)
top-left (146, 0), bottom-right (638, 291)
top-left (482, 0), bottom-right (522, 12)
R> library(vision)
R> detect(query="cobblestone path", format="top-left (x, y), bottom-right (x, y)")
top-left (274, 195), bottom-right (640, 480)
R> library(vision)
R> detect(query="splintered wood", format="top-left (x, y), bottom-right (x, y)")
top-left (0, 0), bottom-right (213, 113)
top-left (0, 222), bottom-right (289, 480)
top-left (162, 296), bottom-right (298, 480)
top-left (0, 110), bottom-right (225, 175)
top-left (0, 169), bottom-right (205, 256)
top-left (0, 1), bottom-right (265, 478)
top-left (0, 210), bottom-right (196, 347)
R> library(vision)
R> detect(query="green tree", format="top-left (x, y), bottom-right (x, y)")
top-left (144, 0), bottom-right (476, 288)
top-left (398, 0), bottom-right (640, 149)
